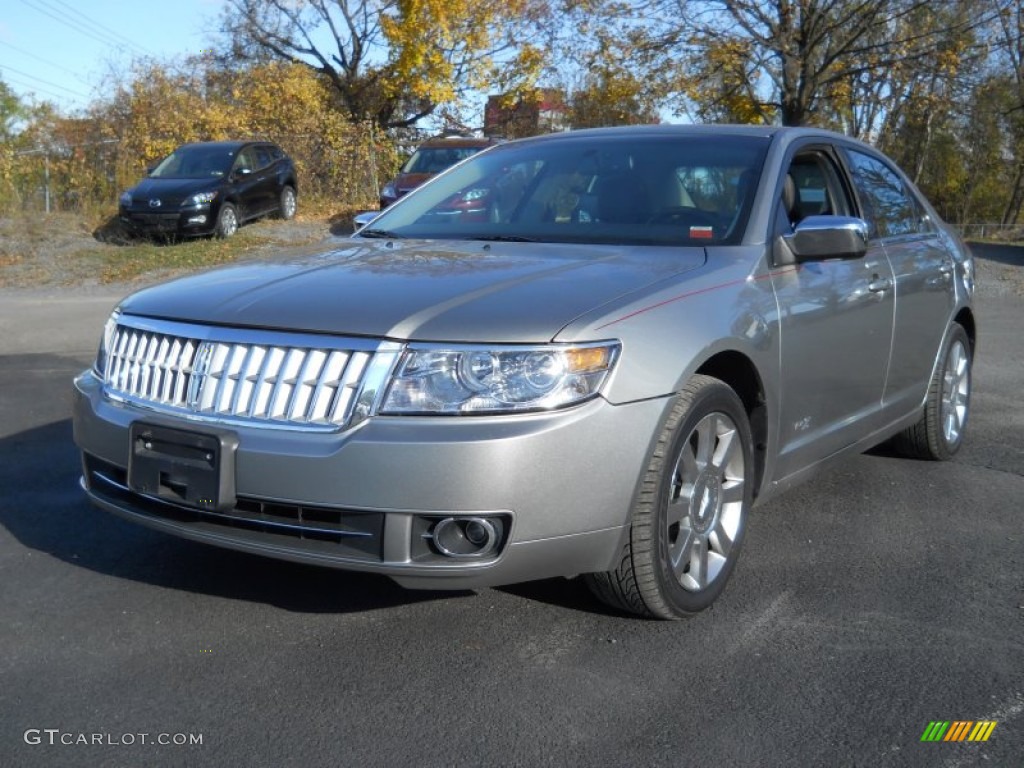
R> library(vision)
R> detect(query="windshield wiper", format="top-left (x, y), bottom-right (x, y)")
top-left (358, 228), bottom-right (403, 239)
top-left (469, 234), bottom-right (535, 242)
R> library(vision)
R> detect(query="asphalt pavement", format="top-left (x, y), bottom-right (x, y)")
top-left (1, 246), bottom-right (1022, 767)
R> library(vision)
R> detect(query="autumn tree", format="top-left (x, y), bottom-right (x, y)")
top-left (0, 77), bottom-right (26, 142)
top-left (991, 0), bottom-right (1024, 225)
top-left (686, 1), bottom-right (995, 128)
top-left (219, 0), bottom-right (548, 129)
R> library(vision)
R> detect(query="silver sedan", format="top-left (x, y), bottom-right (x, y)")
top-left (73, 125), bottom-right (975, 618)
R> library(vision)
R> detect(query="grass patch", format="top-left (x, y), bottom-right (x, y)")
top-left (1, 207), bottom-right (337, 288)
top-left (97, 227), bottom-right (278, 283)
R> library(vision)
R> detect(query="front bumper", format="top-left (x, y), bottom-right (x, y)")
top-left (119, 205), bottom-right (215, 236)
top-left (73, 370), bottom-right (668, 589)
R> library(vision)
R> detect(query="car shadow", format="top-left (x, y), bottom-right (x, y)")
top-left (93, 214), bottom-right (146, 246)
top-left (0, 417), bottom-right (470, 614)
top-left (328, 210), bottom-right (362, 237)
top-left (496, 577), bottom-right (628, 618)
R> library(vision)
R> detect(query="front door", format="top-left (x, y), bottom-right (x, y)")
top-left (770, 147), bottom-right (895, 479)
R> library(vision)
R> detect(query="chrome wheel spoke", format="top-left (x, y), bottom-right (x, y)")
top-left (695, 416), bottom-right (716, 468)
top-left (711, 503), bottom-right (742, 557)
top-left (670, 524), bottom-right (695, 580)
top-left (711, 424), bottom-right (739, 472)
top-left (688, 534), bottom-right (708, 589)
top-left (666, 496), bottom-right (686, 529)
top-left (720, 479), bottom-right (745, 505)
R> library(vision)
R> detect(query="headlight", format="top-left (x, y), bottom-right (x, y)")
top-left (380, 342), bottom-right (620, 415)
top-left (380, 183), bottom-right (397, 199)
top-left (94, 309), bottom-right (120, 378)
top-left (188, 190), bottom-right (218, 205)
top-left (119, 192), bottom-right (132, 207)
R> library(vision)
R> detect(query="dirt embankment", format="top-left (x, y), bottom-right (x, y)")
top-left (0, 212), bottom-right (356, 293)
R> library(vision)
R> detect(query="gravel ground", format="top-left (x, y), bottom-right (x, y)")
top-left (969, 242), bottom-right (1024, 298)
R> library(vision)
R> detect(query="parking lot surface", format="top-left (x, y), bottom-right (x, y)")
top-left (1, 246), bottom-right (1022, 767)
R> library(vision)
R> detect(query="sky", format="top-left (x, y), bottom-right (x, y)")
top-left (0, 0), bottom-right (225, 112)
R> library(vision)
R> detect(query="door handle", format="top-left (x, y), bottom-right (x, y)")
top-left (868, 276), bottom-right (892, 293)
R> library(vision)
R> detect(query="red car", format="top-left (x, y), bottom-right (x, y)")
top-left (379, 134), bottom-right (503, 209)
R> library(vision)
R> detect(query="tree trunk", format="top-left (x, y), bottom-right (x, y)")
top-left (1000, 161), bottom-right (1024, 227)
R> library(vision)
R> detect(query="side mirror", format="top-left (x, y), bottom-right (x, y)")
top-left (352, 211), bottom-right (378, 233)
top-left (781, 215), bottom-right (868, 262)
top-left (234, 168), bottom-right (252, 178)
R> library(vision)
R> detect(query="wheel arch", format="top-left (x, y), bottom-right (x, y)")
top-left (954, 306), bottom-right (976, 356)
top-left (695, 350), bottom-right (768, 499)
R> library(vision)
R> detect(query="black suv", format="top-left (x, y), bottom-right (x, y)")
top-left (119, 141), bottom-right (298, 238)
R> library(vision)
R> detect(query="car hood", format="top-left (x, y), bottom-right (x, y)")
top-left (128, 177), bottom-right (218, 205)
top-left (120, 240), bottom-right (707, 343)
top-left (393, 172), bottom-right (432, 192)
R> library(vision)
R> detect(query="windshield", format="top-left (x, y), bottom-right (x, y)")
top-left (367, 134), bottom-right (768, 246)
top-left (150, 145), bottom-right (238, 179)
top-left (401, 146), bottom-right (484, 175)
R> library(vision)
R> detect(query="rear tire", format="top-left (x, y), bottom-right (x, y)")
top-left (276, 186), bottom-right (296, 220)
top-left (586, 375), bottom-right (753, 619)
top-left (891, 323), bottom-right (971, 460)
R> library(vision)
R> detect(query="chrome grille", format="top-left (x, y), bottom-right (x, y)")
top-left (103, 319), bottom-right (392, 429)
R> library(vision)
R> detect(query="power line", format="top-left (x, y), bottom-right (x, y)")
top-left (0, 40), bottom-right (92, 85)
top-left (17, 0), bottom-right (148, 57)
top-left (0, 62), bottom-right (90, 98)
top-left (1, 73), bottom-right (85, 103)
top-left (41, 0), bottom-right (155, 57)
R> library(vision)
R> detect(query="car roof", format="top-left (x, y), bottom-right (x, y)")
top-left (175, 140), bottom-right (276, 151)
top-left (416, 135), bottom-right (500, 149)
top-left (509, 123), bottom-right (862, 148)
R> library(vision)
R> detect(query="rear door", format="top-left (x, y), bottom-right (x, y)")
top-left (251, 145), bottom-right (280, 215)
top-left (841, 148), bottom-right (956, 417)
top-left (230, 147), bottom-right (262, 219)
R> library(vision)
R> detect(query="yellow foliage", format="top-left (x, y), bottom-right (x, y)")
top-left (382, 0), bottom-right (543, 104)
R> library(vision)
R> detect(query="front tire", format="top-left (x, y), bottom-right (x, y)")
top-left (586, 375), bottom-right (753, 619)
top-left (892, 323), bottom-right (972, 460)
top-left (215, 203), bottom-right (238, 239)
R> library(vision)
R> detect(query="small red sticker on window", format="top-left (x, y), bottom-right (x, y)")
top-left (689, 226), bottom-right (714, 239)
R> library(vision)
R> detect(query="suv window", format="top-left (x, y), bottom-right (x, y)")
top-left (235, 148), bottom-right (257, 174)
top-left (255, 146), bottom-right (273, 169)
top-left (844, 149), bottom-right (931, 239)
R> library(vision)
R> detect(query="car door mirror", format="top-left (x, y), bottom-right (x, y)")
top-left (781, 215), bottom-right (869, 262)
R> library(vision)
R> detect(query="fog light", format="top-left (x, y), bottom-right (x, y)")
top-left (431, 517), bottom-right (500, 558)
top-left (187, 215), bottom-right (207, 224)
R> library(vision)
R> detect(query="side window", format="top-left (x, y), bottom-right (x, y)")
top-left (255, 146), bottom-right (272, 169)
top-left (845, 149), bottom-right (929, 239)
top-left (235, 148), bottom-right (256, 174)
top-left (779, 150), bottom-right (853, 232)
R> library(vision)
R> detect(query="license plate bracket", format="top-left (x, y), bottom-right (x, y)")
top-left (128, 422), bottom-right (238, 511)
